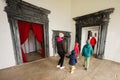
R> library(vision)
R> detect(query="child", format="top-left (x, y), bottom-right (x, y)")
top-left (74, 42), bottom-right (80, 58)
top-left (82, 40), bottom-right (93, 70)
top-left (66, 50), bottom-right (77, 74)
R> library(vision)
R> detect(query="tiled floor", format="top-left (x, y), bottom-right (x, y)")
top-left (0, 56), bottom-right (120, 80)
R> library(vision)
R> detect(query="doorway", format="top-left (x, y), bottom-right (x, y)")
top-left (81, 26), bottom-right (99, 57)
top-left (23, 29), bottom-right (42, 62)
top-left (73, 8), bottom-right (114, 59)
top-left (5, 0), bottom-right (50, 64)
top-left (18, 20), bottom-right (44, 62)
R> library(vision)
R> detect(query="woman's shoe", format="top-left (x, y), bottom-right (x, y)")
top-left (57, 65), bottom-right (60, 68)
top-left (60, 66), bottom-right (65, 69)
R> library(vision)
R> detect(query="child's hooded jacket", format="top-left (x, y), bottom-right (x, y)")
top-left (82, 43), bottom-right (93, 58)
top-left (67, 50), bottom-right (77, 65)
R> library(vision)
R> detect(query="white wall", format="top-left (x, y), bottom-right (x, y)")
top-left (0, 0), bottom-right (74, 69)
top-left (23, 0), bottom-right (74, 56)
top-left (71, 0), bottom-right (120, 63)
top-left (0, 0), bottom-right (16, 69)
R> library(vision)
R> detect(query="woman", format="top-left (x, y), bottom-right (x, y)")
top-left (56, 32), bottom-right (66, 69)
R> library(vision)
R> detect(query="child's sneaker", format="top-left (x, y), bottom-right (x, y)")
top-left (70, 71), bottom-right (74, 74)
top-left (60, 66), bottom-right (65, 69)
top-left (85, 68), bottom-right (88, 71)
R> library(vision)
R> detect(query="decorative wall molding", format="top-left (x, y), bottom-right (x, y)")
top-left (5, 0), bottom-right (50, 23)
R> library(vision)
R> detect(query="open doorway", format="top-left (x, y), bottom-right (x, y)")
top-left (73, 8), bottom-right (114, 59)
top-left (18, 20), bottom-right (44, 63)
top-left (81, 26), bottom-right (99, 57)
top-left (22, 29), bottom-right (43, 62)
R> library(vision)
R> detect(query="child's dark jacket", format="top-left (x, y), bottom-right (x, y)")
top-left (67, 50), bottom-right (77, 65)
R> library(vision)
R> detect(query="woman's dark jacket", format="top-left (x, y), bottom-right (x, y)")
top-left (56, 37), bottom-right (66, 53)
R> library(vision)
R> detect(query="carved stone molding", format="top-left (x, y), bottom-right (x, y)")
top-left (5, 0), bottom-right (51, 64)
top-left (73, 8), bottom-right (114, 59)
top-left (5, 0), bottom-right (50, 23)
top-left (73, 8), bottom-right (114, 27)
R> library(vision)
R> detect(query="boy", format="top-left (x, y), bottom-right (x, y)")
top-left (66, 50), bottom-right (77, 73)
top-left (82, 40), bottom-right (93, 70)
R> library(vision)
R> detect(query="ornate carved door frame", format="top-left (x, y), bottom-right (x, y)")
top-left (73, 8), bottom-right (114, 59)
top-left (5, 0), bottom-right (50, 64)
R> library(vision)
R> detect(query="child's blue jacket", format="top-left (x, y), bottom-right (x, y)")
top-left (82, 43), bottom-right (93, 58)
top-left (67, 50), bottom-right (77, 65)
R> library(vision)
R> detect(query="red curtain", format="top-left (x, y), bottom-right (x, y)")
top-left (32, 23), bottom-right (44, 58)
top-left (32, 23), bottom-right (43, 42)
top-left (18, 21), bottom-right (31, 62)
top-left (18, 21), bottom-right (44, 61)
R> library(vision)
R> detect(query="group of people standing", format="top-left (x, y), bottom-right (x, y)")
top-left (56, 32), bottom-right (96, 74)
